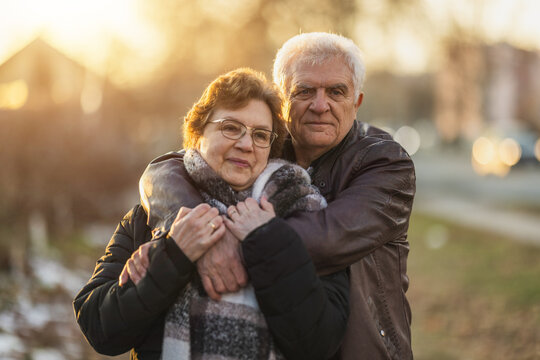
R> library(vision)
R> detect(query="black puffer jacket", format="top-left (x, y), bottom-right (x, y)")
top-left (139, 121), bottom-right (416, 359)
top-left (73, 205), bottom-right (194, 359)
top-left (73, 206), bottom-right (349, 359)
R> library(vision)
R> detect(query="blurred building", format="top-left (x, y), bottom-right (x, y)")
top-left (0, 37), bottom-right (139, 130)
top-left (0, 38), bottom-right (148, 236)
top-left (435, 41), bottom-right (540, 143)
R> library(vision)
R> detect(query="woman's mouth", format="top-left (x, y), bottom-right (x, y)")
top-left (228, 158), bottom-right (250, 168)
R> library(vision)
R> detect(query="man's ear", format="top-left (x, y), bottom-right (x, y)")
top-left (355, 92), bottom-right (364, 110)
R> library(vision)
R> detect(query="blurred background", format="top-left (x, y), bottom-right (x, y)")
top-left (0, 0), bottom-right (539, 359)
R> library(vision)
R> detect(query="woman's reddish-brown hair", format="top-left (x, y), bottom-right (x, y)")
top-left (183, 68), bottom-right (287, 158)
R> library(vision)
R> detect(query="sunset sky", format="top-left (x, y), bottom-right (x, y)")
top-left (1, 0), bottom-right (540, 85)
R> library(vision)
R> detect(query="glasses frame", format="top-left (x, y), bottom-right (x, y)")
top-left (210, 118), bottom-right (278, 148)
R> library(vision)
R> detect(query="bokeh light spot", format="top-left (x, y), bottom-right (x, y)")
top-left (394, 125), bottom-right (421, 155)
top-left (0, 80), bottom-right (29, 110)
top-left (498, 138), bottom-right (521, 166)
top-left (472, 137), bottom-right (496, 165)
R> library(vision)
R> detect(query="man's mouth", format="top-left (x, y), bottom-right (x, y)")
top-left (305, 121), bottom-right (332, 129)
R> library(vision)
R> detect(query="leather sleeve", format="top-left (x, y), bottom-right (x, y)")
top-left (285, 139), bottom-right (416, 275)
top-left (242, 218), bottom-right (349, 360)
top-left (72, 205), bottom-right (195, 356)
top-left (139, 151), bottom-right (202, 231)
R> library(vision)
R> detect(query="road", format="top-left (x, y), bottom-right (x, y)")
top-left (412, 147), bottom-right (540, 246)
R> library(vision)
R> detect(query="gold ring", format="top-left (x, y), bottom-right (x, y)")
top-left (209, 222), bottom-right (216, 230)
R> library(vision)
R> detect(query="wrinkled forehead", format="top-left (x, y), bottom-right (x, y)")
top-left (289, 56), bottom-right (354, 89)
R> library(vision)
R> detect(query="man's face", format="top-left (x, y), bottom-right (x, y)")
top-left (286, 56), bottom-right (363, 158)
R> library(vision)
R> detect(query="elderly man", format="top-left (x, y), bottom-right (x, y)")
top-left (136, 32), bottom-right (415, 359)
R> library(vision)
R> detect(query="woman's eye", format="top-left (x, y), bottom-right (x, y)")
top-left (254, 131), bottom-right (269, 141)
top-left (222, 123), bottom-right (241, 134)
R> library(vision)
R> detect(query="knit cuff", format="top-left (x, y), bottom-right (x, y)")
top-left (163, 234), bottom-right (196, 275)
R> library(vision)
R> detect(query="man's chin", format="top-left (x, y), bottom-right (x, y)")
top-left (302, 133), bottom-right (337, 148)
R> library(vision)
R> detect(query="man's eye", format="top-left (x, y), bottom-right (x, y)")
top-left (330, 89), bottom-right (344, 96)
top-left (294, 88), bottom-right (312, 97)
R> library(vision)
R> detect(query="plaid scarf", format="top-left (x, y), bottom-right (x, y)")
top-left (161, 149), bottom-right (326, 360)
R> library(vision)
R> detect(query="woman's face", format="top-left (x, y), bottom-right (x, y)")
top-left (197, 99), bottom-right (273, 191)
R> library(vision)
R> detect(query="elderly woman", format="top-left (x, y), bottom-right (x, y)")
top-left (73, 68), bottom-right (349, 360)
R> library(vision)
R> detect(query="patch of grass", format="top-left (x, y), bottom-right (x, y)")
top-left (49, 231), bottom-right (105, 270)
top-left (408, 212), bottom-right (540, 360)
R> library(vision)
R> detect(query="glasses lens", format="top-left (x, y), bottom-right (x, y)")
top-left (252, 130), bottom-right (273, 147)
top-left (220, 120), bottom-right (244, 139)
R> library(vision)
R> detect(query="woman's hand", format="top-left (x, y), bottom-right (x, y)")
top-left (225, 197), bottom-right (275, 241)
top-left (118, 204), bottom-right (224, 286)
top-left (170, 204), bottom-right (225, 262)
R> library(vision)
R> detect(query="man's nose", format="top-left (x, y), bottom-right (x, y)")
top-left (234, 132), bottom-right (254, 151)
top-left (310, 89), bottom-right (330, 113)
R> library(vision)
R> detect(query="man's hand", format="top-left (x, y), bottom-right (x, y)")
top-left (197, 229), bottom-right (248, 301)
top-left (119, 241), bottom-right (152, 286)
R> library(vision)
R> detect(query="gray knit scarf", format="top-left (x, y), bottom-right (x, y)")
top-left (161, 149), bottom-right (326, 360)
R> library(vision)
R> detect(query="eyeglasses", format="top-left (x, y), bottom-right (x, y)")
top-left (210, 118), bottom-right (277, 148)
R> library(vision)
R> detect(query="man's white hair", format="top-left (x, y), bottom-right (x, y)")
top-left (272, 32), bottom-right (366, 99)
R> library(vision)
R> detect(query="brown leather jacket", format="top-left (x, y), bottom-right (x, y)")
top-left (282, 121), bottom-right (415, 359)
top-left (140, 121), bottom-right (415, 359)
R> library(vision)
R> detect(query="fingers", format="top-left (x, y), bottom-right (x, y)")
top-left (171, 204), bottom-right (222, 238)
top-left (260, 196), bottom-right (275, 213)
top-left (196, 229), bottom-right (246, 297)
top-left (174, 206), bottom-right (193, 221)
top-left (201, 274), bottom-right (221, 301)
top-left (235, 201), bottom-right (248, 215)
top-left (227, 205), bottom-right (239, 220)
top-left (233, 198), bottom-right (268, 216)
top-left (218, 267), bottom-right (240, 292)
top-left (119, 266), bottom-right (128, 287)
top-left (207, 223), bottom-right (226, 247)
top-left (188, 204), bottom-right (222, 230)
top-left (211, 275), bottom-right (227, 294)
top-left (138, 242), bottom-right (151, 269)
top-left (223, 215), bottom-right (234, 229)
top-left (174, 203), bottom-right (210, 224)
top-left (126, 258), bottom-right (143, 284)
top-left (208, 214), bottom-right (224, 232)
top-left (132, 257), bottom-right (147, 279)
top-left (244, 197), bottom-right (259, 209)
top-left (231, 260), bottom-right (248, 287)
top-left (120, 242), bottom-right (153, 287)
top-left (170, 204), bottom-right (226, 262)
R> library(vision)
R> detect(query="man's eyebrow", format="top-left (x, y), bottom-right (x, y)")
top-left (327, 83), bottom-right (349, 92)
top-left (292, 83), bottom-right (314, 90)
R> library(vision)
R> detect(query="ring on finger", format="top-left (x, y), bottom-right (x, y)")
top-left (209, 221), bottom-right (216, 230)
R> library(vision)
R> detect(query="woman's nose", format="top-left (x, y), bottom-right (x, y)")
top-left (234, 132), bottom-right (254, 150)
